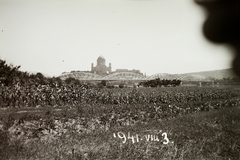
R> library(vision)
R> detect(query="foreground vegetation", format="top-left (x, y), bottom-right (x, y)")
top-left (0, 103), bottom-right (239, 160)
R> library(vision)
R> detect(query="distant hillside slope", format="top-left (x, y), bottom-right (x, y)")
top-left (153, 69), bottom-right (238, 81)
top-left (179, 68), bottom-right (237, 80)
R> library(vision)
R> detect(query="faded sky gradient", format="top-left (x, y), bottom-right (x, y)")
top-left (0, 0), bottom-right (234, 77)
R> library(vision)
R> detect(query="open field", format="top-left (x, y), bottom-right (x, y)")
top-left (0, 85), bottom-right (240, 160)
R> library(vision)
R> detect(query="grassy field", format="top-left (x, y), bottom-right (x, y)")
top-left (0, 85), bottom-right (240, 160)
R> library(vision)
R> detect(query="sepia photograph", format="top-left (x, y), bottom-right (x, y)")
top-left (0, 0), bottom-right (239, 159)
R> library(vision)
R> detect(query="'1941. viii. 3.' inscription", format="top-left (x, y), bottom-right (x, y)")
top-left (113, 131), bottom-right (173, 144)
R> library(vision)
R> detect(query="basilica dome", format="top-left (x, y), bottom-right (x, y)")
top-left (97, 56), bottom-right (106, 66)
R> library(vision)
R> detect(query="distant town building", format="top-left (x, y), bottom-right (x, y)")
top-left (115, 69), bottom-right (142, 74)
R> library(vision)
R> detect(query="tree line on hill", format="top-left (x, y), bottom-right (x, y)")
top-left (0, 59), bottom-right (64, 87)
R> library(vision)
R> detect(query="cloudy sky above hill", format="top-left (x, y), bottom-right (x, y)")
top-left (0, 0), bottom-right (234, 76)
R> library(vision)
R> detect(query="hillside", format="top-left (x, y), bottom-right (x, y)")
top-left (178, 68), bottom-right (237, 80)
top-left (154, 68), bottom-right (238, 81)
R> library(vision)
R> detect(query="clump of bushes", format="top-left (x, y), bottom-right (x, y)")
top-left (119, 83), bottom-right (125, 88)
top-left (139, 78), bottom-right (181, 87)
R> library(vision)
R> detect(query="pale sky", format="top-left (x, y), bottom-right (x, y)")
top-left (0, 0), bottom-right (234, 77)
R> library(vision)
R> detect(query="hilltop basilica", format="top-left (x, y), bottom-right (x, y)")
top-left (60, 56), bottom-right (146, 81)
top-left (91, 56), bottom-right (142, 75)
top-left (91, 56), bottom-right (112, 75)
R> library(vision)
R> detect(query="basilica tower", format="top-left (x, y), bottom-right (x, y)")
top-left (97, 56), bottom-right (106, 66)
top-left (91, 56), bottom-right (112, 75)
